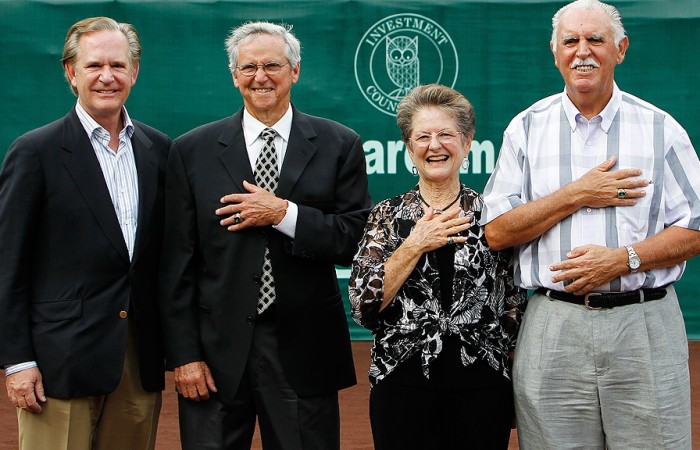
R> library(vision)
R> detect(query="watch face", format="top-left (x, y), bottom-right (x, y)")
top-left (629, 257), bottom-right (641, 270)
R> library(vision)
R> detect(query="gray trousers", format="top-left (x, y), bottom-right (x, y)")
top-left (513, 285), bottom-right (691, 450)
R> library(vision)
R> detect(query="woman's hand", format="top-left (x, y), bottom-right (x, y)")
top-left (405, 204), bottom-right (472, 254)
top-left (380, 204), bottom-right (472, 309)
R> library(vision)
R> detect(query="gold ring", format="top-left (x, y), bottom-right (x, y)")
top-left (617, 188), bottom-right (626, 199)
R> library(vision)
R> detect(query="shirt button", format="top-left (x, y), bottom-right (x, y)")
top-left (119, 310), bottom-right (128, 319)
top-left (586, 208), bottom-right (592, 213)
top-left (586, 141), bottom-right (592, 146)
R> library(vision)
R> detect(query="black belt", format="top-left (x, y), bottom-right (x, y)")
top-left (535, 287), bottom-right (667, 310)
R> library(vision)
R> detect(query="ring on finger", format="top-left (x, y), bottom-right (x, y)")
top-left (233, 212), bottom-right (242, 224)
top-left (447, 237), bottom-right (454, 245)
top-left (617, 188), bottom-right (626, 199)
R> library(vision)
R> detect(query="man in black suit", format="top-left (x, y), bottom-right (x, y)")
top-left (0, 17), bottom-right (169, 450)
top-left (158, 21), bottom-right (371, 450)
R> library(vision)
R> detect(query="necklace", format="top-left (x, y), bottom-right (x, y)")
top-left (417, 189), bottom-right (461, 215)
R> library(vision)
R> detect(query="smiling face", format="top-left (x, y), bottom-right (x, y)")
top-left (232, 34), bottom-right (300, 126)
top-left (552, 7), bottom-right (628, 115)
top-left (64, 29), bottom-right (137, 127)
top-left (407, 106), bottom-right (471, 187)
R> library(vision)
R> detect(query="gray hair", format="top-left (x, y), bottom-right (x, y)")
top-left (396, 84), bottom-right (475, 145)
top-left (551, 0), bottom-right (626, 50)
top-left (225, 21), bottom-right (301, 72)
top-left (62, 17), bottom-right (141, 96)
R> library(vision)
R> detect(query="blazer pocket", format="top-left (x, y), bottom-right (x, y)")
top-left (30, 298), bottom-right (83, 323)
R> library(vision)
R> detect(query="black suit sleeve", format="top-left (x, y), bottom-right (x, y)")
top-left (291, 132), bottom-right (372, 266)
top-left (0, 137), bottom-right (43, 366)
top-left (158, 143), bottom-right (203, 369)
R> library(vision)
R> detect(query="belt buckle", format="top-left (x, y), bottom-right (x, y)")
top-left (584, 292), bottom-right (603, 310)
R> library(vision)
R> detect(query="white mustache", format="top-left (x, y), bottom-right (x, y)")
top-left (570, 57), bottom-right (600, 69)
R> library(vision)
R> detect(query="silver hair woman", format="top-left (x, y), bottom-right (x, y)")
top-left (350, 84), bottom-right (526, 450)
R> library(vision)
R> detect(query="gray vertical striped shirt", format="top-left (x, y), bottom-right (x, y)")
top-left (482, 84), bottom-right (700, 291)
top-left (75, 102), bottom-right (139, 260)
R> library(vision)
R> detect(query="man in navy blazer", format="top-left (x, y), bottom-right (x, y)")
top-left (158, 21), bottom-right (371, 449)
top-left (0, 17), bottom-right (169, 450)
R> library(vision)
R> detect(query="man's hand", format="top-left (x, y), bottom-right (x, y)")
top-left (485, 156), bottom-right (649, 250)
top-left (6, 367), bottom-right (45, 413)
top-left (174, 361), bottom-right (217, 401)
top-left (216, 180), bottom-right (287, 231)
top-left (571, 156), bottom-right (649, 208)
top-left (550, 245), bottom-right (628, 295)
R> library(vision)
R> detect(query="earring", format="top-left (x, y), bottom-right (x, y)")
top-left (411, 165), bottom-right (418, 176)
top-left (462, 158), bottom-right (470, 171)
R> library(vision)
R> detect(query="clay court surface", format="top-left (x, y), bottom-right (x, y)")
top-left (1, 341), bottom-right (698, 449)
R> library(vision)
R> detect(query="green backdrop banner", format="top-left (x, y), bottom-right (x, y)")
top-left (2, 1), bottom-right (699, 339)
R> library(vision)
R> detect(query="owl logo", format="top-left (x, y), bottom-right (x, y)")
top-left (386, 36), bottom-right (419, 99)
top-left (355, 13), bottom-right (459, 116)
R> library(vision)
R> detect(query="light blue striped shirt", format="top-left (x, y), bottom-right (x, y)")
top-left (75, 101), bottom-right (139, 260)
top-left (482, 84), bottom-right (700, 292)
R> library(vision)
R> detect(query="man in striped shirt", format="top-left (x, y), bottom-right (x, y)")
top-left (482, 1), bottom-right (700, 448)
top-left (0, 17), bottom-right (169, 449)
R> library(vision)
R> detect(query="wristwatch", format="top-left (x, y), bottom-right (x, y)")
top-left (625, 246), bottom-right (641, 273)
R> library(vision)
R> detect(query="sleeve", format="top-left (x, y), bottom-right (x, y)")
top-left (497, 247), bottom-right (526, 352)
top-left (480, 124), bottom-right (527, 225)
top-left (661, 122), bottom-right (700, 230)
top-left (157, 143), bottom-right (203, 369)
top-left (0, 136), bottom-right (43, 366)
top-left (290, 133), bottom-right (373, 266)
top-left (348, 202), bottom-right (392, 331)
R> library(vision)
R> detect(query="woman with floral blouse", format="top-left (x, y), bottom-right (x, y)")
top-left (349, 84), bottom-right (526, 450)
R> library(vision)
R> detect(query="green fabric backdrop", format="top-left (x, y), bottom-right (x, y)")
top-left (1, 0), bottom-right (699, 339)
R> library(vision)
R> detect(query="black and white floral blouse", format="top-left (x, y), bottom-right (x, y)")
top-left (349, 184), bottom-right (526, 387)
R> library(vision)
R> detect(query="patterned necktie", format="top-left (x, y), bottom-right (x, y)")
top-left (255, 128), bottom-right (279, 314)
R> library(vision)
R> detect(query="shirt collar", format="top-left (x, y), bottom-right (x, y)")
top-left (242, 104), bottom-right (293, 146)
top-left (561, 82), bottom-right (621, 133)
top-left (75, 101), bottom-right (134, 139)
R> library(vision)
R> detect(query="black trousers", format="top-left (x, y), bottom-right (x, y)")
top-left (178, 317), bottom-right (340, 450)
top-left (370, 375), bottom-right (513, 450)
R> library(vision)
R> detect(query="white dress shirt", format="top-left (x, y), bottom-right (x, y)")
top-left (242, 105), bottom-right (298, 238)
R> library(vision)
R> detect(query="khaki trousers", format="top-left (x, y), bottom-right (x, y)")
top-left (17, 325), bottom-right (162, 450)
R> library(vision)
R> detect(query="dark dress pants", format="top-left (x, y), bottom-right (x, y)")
top-left (178, 314), bottom-right (340, 450)
top-left (370, 361), bottom-right (514, 450)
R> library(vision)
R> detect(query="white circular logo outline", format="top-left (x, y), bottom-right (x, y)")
top-left (354, 13), bottom-right (459, 117)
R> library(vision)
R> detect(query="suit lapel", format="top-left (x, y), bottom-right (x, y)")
top-left (131, 123), bottom-right (157, 264)
top-left (277, 107), bottom-right (317, 199)
top-left (217, 107), bottom-right (317, 198)
top-left (61, 109), bottom-right (130, 262)
top-left (218, 111), bottom-right (256, 193)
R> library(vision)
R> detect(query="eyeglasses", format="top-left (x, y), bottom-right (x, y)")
top-left (235, 62), bottom-right (289, 77)
top-left (409, 130), bottom-right (462, 148)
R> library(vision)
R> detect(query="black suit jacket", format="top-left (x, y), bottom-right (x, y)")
top-left (0, 108), bottom-right (169, 398)
top-left (159, 105), bottom-right (372, 403)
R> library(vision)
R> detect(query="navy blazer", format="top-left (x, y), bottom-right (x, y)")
top-left (159, 105), bottom-right (372, 402)
top-left (0, 108), bottom-right (170, 398)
